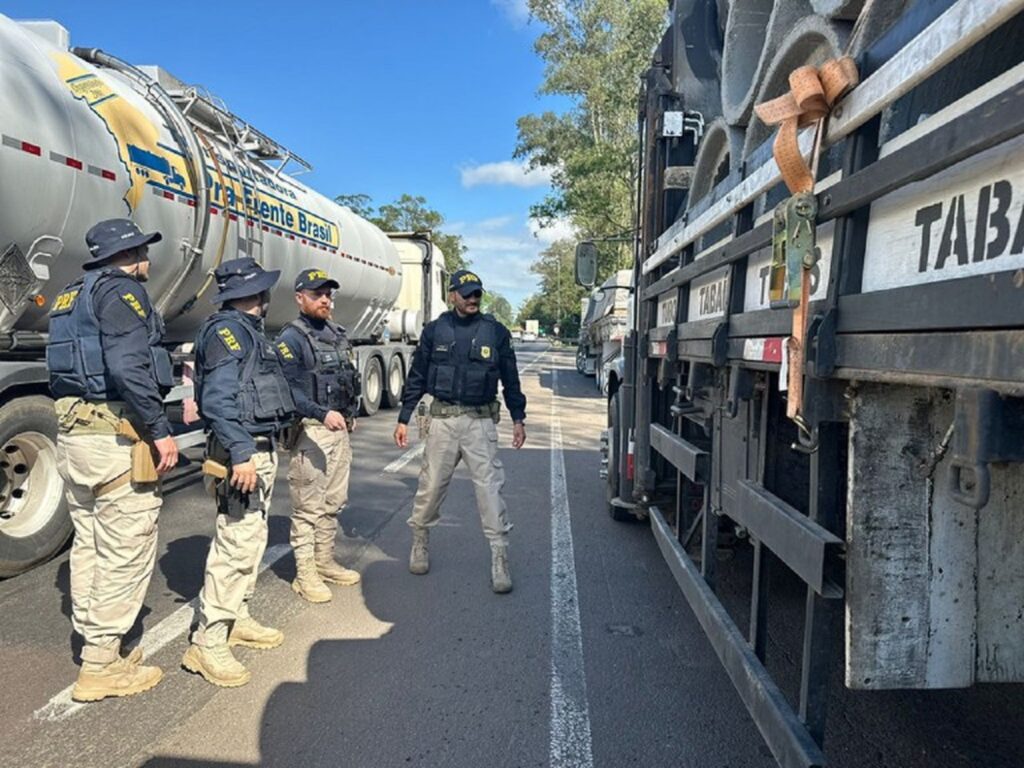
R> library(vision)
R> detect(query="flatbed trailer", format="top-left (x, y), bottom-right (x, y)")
top-left (581, 1), bottom-right (1024, 765)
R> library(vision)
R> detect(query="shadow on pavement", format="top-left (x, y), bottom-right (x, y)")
top-left (159, 535), bottom-right (209, 604)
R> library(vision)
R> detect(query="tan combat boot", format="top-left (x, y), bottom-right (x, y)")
top-left (229, 616), bottom-right (284, 649)
top-left (315, 551), bottom-right (361, 586)
top-left (71, 657), bottom-right (163, 702)
top-left (490, 542), bottom-right (512, 594)
top-left (181, 643), bottom-right (251, 687)
top-left (292, 559), bottom-right (332, 603)
top-left (409, 529), bottom-right (429, 575)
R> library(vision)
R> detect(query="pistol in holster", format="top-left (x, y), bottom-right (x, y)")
top-left (488, 400), bottom-right (502, 424)
top-left (202, 435), bottom-right (250, 515)
top-left (118, 418), bottom-right (161, 485)
top-left (416, 401), bottom-right (431, 438)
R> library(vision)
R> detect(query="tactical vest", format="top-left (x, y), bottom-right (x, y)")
top-left (195, 310), bottom-right (296, 433)
top-left (47, 269), bottom-right (174, 400)
top-left (287, 318), bottom-right (360, 411)
top-left (427, 313), bottom-right (500, 405)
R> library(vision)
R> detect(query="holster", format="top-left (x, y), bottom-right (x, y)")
top-left (201, 458), bottom-right (228, 479)
top-left (118, 418), bottom-right (160, 484)
top-left (488, 400), bottom-right (502, 425)
top-left (281, 422), bottom-right (302, 451)
top-left (416, 401), bottom-right (431, 438)
top-left (204, 435), bottom-right (250, 515)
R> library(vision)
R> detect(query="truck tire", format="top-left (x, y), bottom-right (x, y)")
top-left (606, 390), bottom-right (631, 522)
top-left (382, 354), bottom-right (404, 409)
top-left (359, 356), bottom-right (383, 417)
top-left (0, 395), bottom-right (71, 577)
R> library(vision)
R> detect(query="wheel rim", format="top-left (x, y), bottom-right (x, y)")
top-left (0, 431), bottom-right (64, 538)
top-left (389, 361), bottom-right (403, 398)
top-left (366, 363), bottom-right (382, 406)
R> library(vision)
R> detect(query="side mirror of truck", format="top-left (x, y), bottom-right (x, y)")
top-left (575, 241), bottom-right (598, 288)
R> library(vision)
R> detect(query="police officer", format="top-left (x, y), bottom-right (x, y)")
top-left (47, 218), bottom-right (179, 702)
top-left (276, 268), bottom-right (362, 603)
top-left (182, 257), bottom-right (295, 688)
top-left (393, 270), bottom-right (527, 593)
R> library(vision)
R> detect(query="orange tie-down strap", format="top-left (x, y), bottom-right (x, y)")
top-left (754, 57), bottom-right (859, 195)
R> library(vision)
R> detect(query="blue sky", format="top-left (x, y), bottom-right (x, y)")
top-left (4, 0), bottom-right (571, 307)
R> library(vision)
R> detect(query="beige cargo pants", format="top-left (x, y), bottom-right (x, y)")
top-left (194, 450), bottom-right (278, 647)
top-left (288, 419), bottom-right (351, 561)
top-left (407, 414), bottom-right (511, 542)
top-left (57, 428), bottom-right (162, 665)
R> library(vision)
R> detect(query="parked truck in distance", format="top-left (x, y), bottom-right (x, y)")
top-left (574, 269), bottom-right (631, 394)
top-left (580, 1), bottom-right (1024, 766)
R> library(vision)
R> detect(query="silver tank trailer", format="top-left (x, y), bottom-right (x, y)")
top-left (0, 15), bottom-right (402, 344)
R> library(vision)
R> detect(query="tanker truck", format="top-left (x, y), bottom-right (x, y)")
top-left (578, 1), bottom-right (1024, 765)
top-left (0, 16), bottom-right (446, 577)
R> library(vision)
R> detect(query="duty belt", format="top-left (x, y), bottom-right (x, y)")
top-left (56, 398), bottom-right (133, 435)
top-left (429, 400), bottom-right (498, 419)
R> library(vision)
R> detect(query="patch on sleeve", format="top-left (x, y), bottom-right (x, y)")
top-left (51, 289), bottom-right (79, 314)
top-left (120, 292), bottom-right (147, 319)
top-left (276, 341), bottom-right (295, 360)
top-left (215, 325), bottom-right (242, 352)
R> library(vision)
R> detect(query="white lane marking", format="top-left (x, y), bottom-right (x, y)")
top-left (34, 542), bottom-right (292, 723)
top-left (549, 366), bottom-right (594, 767)
top-left (520, 352), bottom-right (547, 375)
top-left (383, 443), bottom-right (425, 474)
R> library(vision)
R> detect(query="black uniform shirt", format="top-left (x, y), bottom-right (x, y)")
top-left (399, 310), bottom-right (526, 424)
top-left (275, 315), bottom-right (356, 422)
top-left (198, 309), bottom-right (265, 464)
top-left (93, 274), bottom-right (172, 439)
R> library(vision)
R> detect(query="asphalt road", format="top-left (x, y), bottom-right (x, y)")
top-left (1, 343), bottom-right (1022, 768)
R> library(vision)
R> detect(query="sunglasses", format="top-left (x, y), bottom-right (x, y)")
top-left (463, 290), bottom-right (483, 300)
top-left (303, 288), bottom-right (334, 299)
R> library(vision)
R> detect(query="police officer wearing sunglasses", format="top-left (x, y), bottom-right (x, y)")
top-left (276, 269), bottom-right (362, 604)
top-left (394, 270), bottom-right (526, 593)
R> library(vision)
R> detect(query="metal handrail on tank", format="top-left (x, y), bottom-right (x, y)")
top-left (170, 85), bottom-right (313, 177)
top-left (71, 47), bottom-right (212, 318)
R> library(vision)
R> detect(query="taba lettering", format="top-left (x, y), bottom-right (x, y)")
top-left (915, 180), bottom-right (1024, 273)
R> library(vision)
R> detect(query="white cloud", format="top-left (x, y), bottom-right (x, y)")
top-left (460, 160), bottom-right (552, 189)
top-left (529, 217), bottom-right (576, 246)
top-left (491, 0), bottom-right (530, 28)
top-left (454, 215), bottom-right (563, 308)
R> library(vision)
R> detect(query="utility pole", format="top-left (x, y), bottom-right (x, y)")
top-left (557, 252), bottom-right (562, 326)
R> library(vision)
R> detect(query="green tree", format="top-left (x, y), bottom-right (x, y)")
top-left (334, 193), bottom-right (469, 272)
top-left (481, 291), bottom-right (516, 327)
top-left (517, 239), bottom-right (589, 338)
top-left (515, 0), bottom-right (665, 277)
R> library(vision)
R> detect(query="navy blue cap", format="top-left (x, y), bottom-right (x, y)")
top-left (84, 218), bottom-right (162, 268)
top-left (211, 257), bottom-right (281, 304)
top-left (448, 269), bottom-right (484, 297)
top-left (294, 267), bottom-right (340, 292)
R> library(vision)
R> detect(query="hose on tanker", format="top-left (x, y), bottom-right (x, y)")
top-left (71, 47), bottom-right (211, 317)
top-left (167, 131), bottom-right (231, 319)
